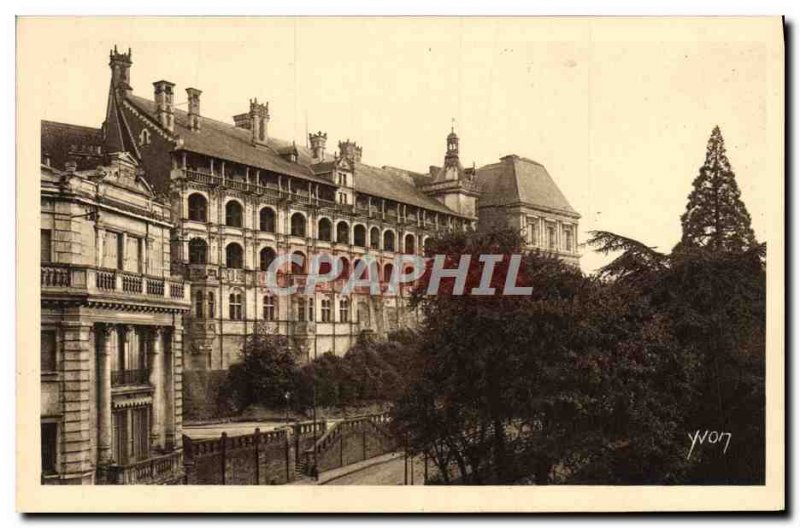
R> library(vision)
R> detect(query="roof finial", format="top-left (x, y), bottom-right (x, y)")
top-left (451, 117), bottom-right (455, 133)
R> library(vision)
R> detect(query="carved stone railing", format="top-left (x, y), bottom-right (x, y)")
top-left (104, 450), bottom-right (183, 485)
top-left (40, 264), bottom-right (190, 308)
top-left (111, 368), bottom-right (149, 387)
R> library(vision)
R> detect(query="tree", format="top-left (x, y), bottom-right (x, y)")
top-left (223, 333), bottom-right (299, 413)
top-left (391, 229), bottom-right (694, 484)
top-left (679, 126), bottom-right (757, 253)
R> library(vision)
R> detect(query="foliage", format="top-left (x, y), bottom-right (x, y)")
top-left (223, 334), bottom-right (299, 413)
top-left (678, 126), bottom-right (757, 253)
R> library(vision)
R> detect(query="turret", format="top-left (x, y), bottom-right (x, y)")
top-left (109, 45), bottom-right (133, 98)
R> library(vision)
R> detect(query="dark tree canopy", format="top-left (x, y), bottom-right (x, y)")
top-left (679, 126), bottom-right (757, 253)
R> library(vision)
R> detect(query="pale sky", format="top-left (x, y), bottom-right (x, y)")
top-left (22, 17), bottom-right (782, 273)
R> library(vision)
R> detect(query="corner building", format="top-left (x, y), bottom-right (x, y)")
top-left (40, 152), bottom-right (190, 484)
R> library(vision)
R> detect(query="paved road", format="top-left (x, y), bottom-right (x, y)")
top-left (323, 455), bottom-right (427, 485)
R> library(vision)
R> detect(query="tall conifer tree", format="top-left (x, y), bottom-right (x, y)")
top-left (679, 126), bottom-right (757, 252)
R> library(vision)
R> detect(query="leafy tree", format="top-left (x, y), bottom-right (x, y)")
top-left (678, 126), bottom-right (757, 253)
top-left (223, 333), bottom-right (299, 413)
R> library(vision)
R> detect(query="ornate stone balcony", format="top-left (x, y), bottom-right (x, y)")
top-left (41, 264), bottom-right (190, 311)
top-left (103, 449), bottom-right (183, 485)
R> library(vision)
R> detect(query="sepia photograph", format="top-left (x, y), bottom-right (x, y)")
top-left (15, 15), bottom-right (785, 512)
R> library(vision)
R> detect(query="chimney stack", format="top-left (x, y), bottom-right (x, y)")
top-left (309, 131), bottom-right (327, 161)
top-left (186, 87), bottom-right (202, 131)
top-left (109, 45), bottom-right (133, 98)
top-left (248, 98), bottom-right (270, 146)
top-left (153, 80), bottom-right (175, 132)
top-left (338, 140), bottom-right (362, 163)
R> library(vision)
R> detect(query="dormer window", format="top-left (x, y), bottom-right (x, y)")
top-left (338, 172), bottom-right (347, 186)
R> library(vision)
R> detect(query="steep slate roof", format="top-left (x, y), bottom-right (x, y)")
top-left (352, 163), bottom-right (460, 216)
top-left (41, 120), bottom-right (104, 170)
top-left (125, 94), bottom-right (464, 216)
top-left (476, 155), bottom-right (579, 217)
top-left (126, 95), bottom-right (329, 185)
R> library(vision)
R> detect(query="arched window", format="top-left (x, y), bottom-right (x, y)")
top-left (318, 258), bottom-right (333, 276)
top-left (259, 207), bottom-right (276, 232)
top-left (188, 238), bottom-right (207, 265)
top-left (353, 225), bottom-right (366, 247)
top-left (263, 295), bottom-right (276, 321)
top-left (225, 200), bottom-right (243, 228)
top-left (229, 291), bottom-right (243, 320)
top-left (423, 237), bottom-right (432, 253)
top-left (188, 193), bottom-right (207, 222)
top-left (291, 251), bottom-right (306, 275)
top-left (383, 262), bottom-right (394, 283)
top-left (290, 213), bottom-right (306, 237)
top-left (336, 221), bottom-right (350, 244)
top-left (369, 227), bottom-right (380, 249)
top-left (404, 233), bottom-right (416, 255)
top-left (318, 218), bottom-right (332, 241)
top-left (207, 292), bottom-right (215, 318)
top-left (259, 247), bottom-right (277, 271)
top-left (383, 230), bottom-right (395, 252)
top-left (225, 243), bottom-right (243, 269)
top-left (337, 257), bottom-right (350, 280)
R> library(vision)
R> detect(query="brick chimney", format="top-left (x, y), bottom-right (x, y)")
top-left (309, 131), bottom-right (327, 160)
top-left (338, 140), bottom-right (362, 163)
top-left (109, 45), bottom-right (133, 98)
top-left (153, 80), bottom-right (175, 132)
top-left (186, 87), bottom-right (202, 131)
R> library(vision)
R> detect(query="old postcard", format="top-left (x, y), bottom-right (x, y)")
top-left (16, 16), bottom-right (784, 512)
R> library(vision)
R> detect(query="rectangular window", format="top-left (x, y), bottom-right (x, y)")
top-left (296, 298), bottom-right (306, 322)
top-left (41, 422), bottom-right (58, 475)
top-left (563, 226), bottom-right (573, 252)
top-left (41, 329), bottom-right (57, 373)
top-left (117, 233), bottom-right (125, 270)
top-left (125, 236), bottom-right (141, 273)
top-left (263, 296), bottom-right (276, 321)
top-left (527, 219), bottom-right (538, 247)
top-left (112, 409), bottom-right (128, 464)
top-left (41, 229), bottom-right (52, 262)
top-left (547, 225), bottom-right (557, 251)
top-left (229, 293), bottom-right (243, 320)
top-left (131, 407), bottom-right (150, 462)
top-left (339, 298), bottom-right (350, 323)
top-left (194, 290), bottom-right (204, 318)
top-left (321, 299), bottom-right (331, 323)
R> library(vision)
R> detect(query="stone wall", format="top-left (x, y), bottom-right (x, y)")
top-left (306, 414), bottom-right (397, 475)
top-left (183, 421), bottom-right (324, 485)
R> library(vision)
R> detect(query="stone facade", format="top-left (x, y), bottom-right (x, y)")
top-left (40, 153), bottom-right (190, 484)
top-left (41, 46), bottom-right (581, 432)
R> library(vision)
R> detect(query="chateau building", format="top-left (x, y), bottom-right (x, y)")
top-left (475, 155), bottom-right (581, 267)
top-left (40, 151), bottom-right (190, 484)
top-left (94, 47), bottom-right (481, 372)
top-left (40, 46), bottom-right (580, 435)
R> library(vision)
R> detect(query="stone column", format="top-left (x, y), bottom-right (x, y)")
top-left (164, 332), bottom-right (175, 449)
top-left (95, 227), bottom-right (106, 267)
top-left (123, 325), bottom-right (135, 370)
top-left (149, 327), bottom-right (164, 450)
top-left (97, 324), bottom-right (114, 464)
